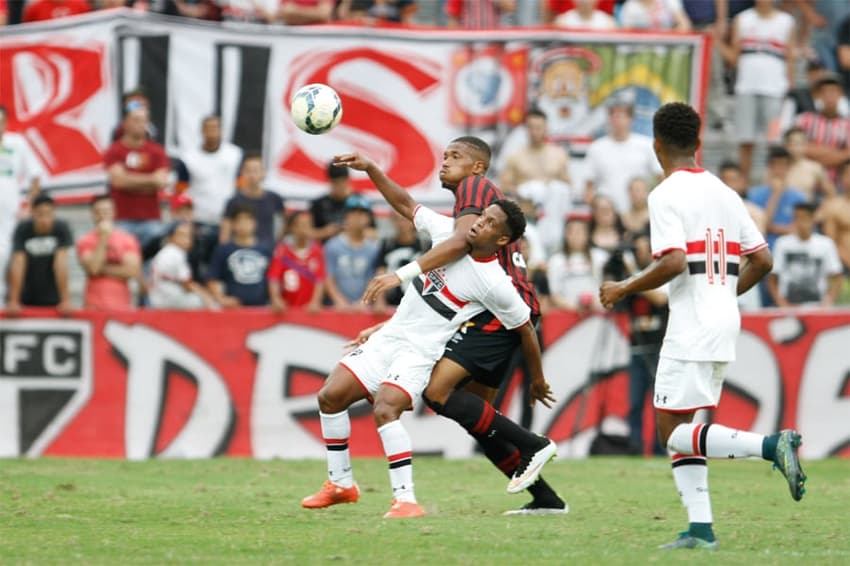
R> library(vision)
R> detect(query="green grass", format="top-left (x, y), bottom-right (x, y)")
top-left (1, 457), bottom-right (847, 564)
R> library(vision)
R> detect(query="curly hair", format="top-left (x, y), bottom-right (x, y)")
top-left (653, 102), bottom-right (701, 154)
top-left (492, 198), bottom-right (527, 244)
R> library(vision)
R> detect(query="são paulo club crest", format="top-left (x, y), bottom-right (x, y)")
top-left (420, 269), bottom-right (447, 296)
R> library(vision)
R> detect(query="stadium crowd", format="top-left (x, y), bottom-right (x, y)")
top-left (2, 0), bottom-right (850, 315)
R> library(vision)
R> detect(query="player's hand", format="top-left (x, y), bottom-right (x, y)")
top-left (343, 322), bottom-right (385, 353)
top-left (5, 302), bottom-right (23, 318)
top-left (56, 300), bottom-right (73, 318)
top-left (529, 378), bottom-right (556, 409)
top-left (361, 273), bottom-right (401, 304)
top-left (599, 281), bottom-right (625, 310)
top-left (333, 152), bottom-right (375, 172)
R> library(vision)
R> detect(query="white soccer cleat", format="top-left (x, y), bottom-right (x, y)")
top-left (507, 439), bottom-right (557, 494)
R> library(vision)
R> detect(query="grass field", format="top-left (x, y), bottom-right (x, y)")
top-left (1, 457), bottom-right (848, 564)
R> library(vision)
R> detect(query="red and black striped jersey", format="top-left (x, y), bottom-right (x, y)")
top-left (452, 176), bottom-right (541, 319)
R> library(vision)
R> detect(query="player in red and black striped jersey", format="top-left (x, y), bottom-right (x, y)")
top-left (356, 137), bottom-right (566, 514)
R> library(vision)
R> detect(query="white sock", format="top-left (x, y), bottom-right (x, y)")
top-left (377, 420), bottom-right (416, 503)
top-left (320, 411), bottom-right (353, 488)
top-left (671, 454), bottom-right (713, 524)
top-left (667, 423), bottom-right (764, 459)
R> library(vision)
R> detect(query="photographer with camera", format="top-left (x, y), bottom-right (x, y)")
top-left (603, 233), bottom-right (669, 455)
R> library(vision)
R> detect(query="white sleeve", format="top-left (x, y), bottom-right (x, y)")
top-left (480, 276), bottom-right (531, 330)
top-left (739, 201), bottom-right (768, 255)
top-left (648, 189), bottom-right (686, 259)
top-left (824, 238), bottom-right (843, 276)
top-left (413, 205), bottom-right (454, 243)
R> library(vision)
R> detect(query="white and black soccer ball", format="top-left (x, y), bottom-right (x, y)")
top-left (290, 83), bottom-right (343, 135)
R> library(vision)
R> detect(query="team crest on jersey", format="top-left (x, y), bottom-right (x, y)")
top-left (420, 269), bottom-right (447, 296)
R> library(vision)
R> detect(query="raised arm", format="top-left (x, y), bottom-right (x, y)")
top-left (333, 153), bottom-right (417, 220)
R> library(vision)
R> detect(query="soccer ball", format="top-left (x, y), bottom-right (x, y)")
top-left (290, 83), bottom-right (343, 135)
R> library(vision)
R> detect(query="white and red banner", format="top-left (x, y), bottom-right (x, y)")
top-left (0, 10), bottom-right (709, 205)
top-left (1, 309), bottom-right (848, 459)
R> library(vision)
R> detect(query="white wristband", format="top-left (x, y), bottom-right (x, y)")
top-left (394, 261), bottom-right (423, 285)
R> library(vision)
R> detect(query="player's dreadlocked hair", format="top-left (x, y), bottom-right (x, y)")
top-left (653, 102), bottom-right (701, 154)
top-left (493, 199), bottom-right (527, 244)
top-left (451, 136), bottom-right (492, 170)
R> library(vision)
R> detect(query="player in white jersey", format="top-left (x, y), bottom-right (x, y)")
top-left (600, 103), bottom-right (806, 550)
top-left (301, 184), bottom-right (556, 519)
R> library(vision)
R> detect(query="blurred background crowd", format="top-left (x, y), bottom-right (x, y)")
top-left (2, 0), bottom-right (850, 318)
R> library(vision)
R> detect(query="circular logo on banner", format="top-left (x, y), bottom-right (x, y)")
top-left (452, 56), bottom-right (514, 118)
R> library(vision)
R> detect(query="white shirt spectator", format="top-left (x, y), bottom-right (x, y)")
top-left (149, 242), bottom-right (204, 309)
top-left (547, 248), bottom-right (607, 307)
top-left (180, 142), bottom-right (242, 225)
top-left (734, 7), bottom-right (795, 97)
top-left (555, 8), bottom-right (616, 30)
top-left (585, 133), bottom-right (661, 213)
top-left (620, 0), bottom-right (684, 30)
top-left (771, 232), bottom-right (843, 305)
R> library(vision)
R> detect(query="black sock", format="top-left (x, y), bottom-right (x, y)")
top-left (439, 390), bottom-right (546, 452)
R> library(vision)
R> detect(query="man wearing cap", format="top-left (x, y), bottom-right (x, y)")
top-left (794, 74), bottom-right (850, 175)
top-left (323, 194), bottom-right (380, 310)
top-left (584, 100), bottom-right (662, 214)
top-left (221, 152), bottom-right (285, 250)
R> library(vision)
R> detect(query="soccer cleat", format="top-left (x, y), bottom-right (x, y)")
top-left (508, 439), bottom-right (557, 494)
top-left (659, 531), bottom-right (719, 550)
top-left (301, 480), bottom-right (360, 509)
top-left (773, 429), bottom-right (807, 501)
top-left (502, 500), bottom-right (569, 516)
top-left (383, 499), bottom-right (425, 519)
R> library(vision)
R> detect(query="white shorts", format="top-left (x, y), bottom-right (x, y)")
top-left (654, 358), bottom-right (727, 413)
top-left (339, 332), bottom-right (434, 408)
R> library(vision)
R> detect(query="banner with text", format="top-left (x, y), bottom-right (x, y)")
top-left (1, 309), bottom-right (848, 460)
top-left (0, 11), bottom-right (709, 204)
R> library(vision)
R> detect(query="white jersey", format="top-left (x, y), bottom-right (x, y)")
top-left (180, 142), bottom-right (243, 225)
top-left (0, 132), bottom-right (43, 237)
top-left (734, 8), bottom-right (794, 97)
top-left (377, 205), bottom-right (531, 362)
top-left (649, 168), bottom-right (767, 362)
top-left (149, 242), bottom-right (194, 308)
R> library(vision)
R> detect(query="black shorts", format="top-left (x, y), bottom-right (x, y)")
top-left (442, 312), bottom-right (536, 389)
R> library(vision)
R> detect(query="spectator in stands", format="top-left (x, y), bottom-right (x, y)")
top-left (165, 193), bottom-right (204, 281)
top-left (795, 74), bottom-right (850, 174)
top-left (768, 202), bottom-right (843, 307)
top-left (374, 211), bottom-right (425, 307)
top-left (720, 0), bottom-right (795, 181)
top-left (6, 195), bottom-right (72, 316)
top-left (840, 14), bottom-right (850, 91)
top-left (148, 0), bottom-right (221, 20)
top-left (111, 89), bottom-right (160, 142)
top-left (541, 0), bottom-right (615, 24)
top-left (514, 195), bottom-right (549, 267)
top-left (779, 59), bottom-right (849, 133)
top-left (0, 0), bottom-right (8, 25)
top-left (104, 106), bottom-right (170, 251)
top-left (821, 161), bottom-right (850, 272)
top-left (520, 234), bottom-right (551, 313)
top-left (584, 100), bottom-right (661, 213)
top-left (797, 0), bottom-right (850, 77)
top-left (148, 222), bottom-right (216, 309)
top-left (619, 0), bottom-right (691, 31)
top-left (221, 153), bottom-right (284, 250)
top-left (621, 177), bottom-right (650, 236)
top-left (553, 0), bottom-right (616, 29)
top-left (547, 216), bottom-right (606, 313)
top-left (338, 0), bottom-right (418, 24)
top-left (589, 194), bottom-right (624, 252)
top-left (719, 160), bottom-right (767, 236)
top-left (500, 108), bottom-right (571, 194)
top-left (323, 194), bottom-right (380, 310)
top-left (23, 0), bottom-right (91, 22)
top-left (177, 115), bottom-right (242, 271)
top-left (207, 203), bottom-right (271, 307)
top-left (784, 127), bottom-right (835, 203)
top-left (267, 210), bottom-right (326, 313)
top-left (77, 195), bottom-right (142, 310)
top-left (0, 104), bottom-right (43, 306)
top-left (311, 162), bottom-right (354, 242)
top-left (219, 0), bottom-right (278, 22)
top-left (445, 0), bottom-right (513, 28)
top-left (684, 0), bottom-right (729, 130)
top-left (623, 232), bottom-right (667, 456)
top-left (748, 147), bottom-right (808, 250)
top-left (279, 0), bottom-right (335, 24)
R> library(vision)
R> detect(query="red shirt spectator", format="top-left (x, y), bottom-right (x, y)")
top-left (104, 108), bottom-right (170, 221)
top-left (23, 0), bottom-right (91, 22)
top-left (543, 0), bottom-right (615, 23)
top-left (267, 211), bottom-right (325, 311)
top-left (795, 75), bottom-right (850, 172)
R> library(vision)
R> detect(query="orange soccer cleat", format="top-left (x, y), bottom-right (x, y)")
top-left (383, 499), bottom-right (426, 519)
top-left (301, 480), bottom-right (360, 509)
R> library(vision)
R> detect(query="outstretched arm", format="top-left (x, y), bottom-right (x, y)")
top-left (515, 321), bottom-right (555, 408)
top-left (599, 250), bottom-right (687, 309)
top-left (333, 153), bottom-right (416, 220)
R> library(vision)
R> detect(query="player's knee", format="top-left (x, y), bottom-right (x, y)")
top-left (423, 386), bottom-right (450, 408)
top-left (422, 392), bottom-right (444, 414)
top-left (317, 385), bottom-right (344, 414)
top-left (372, 400), bottom-right (403, 427)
